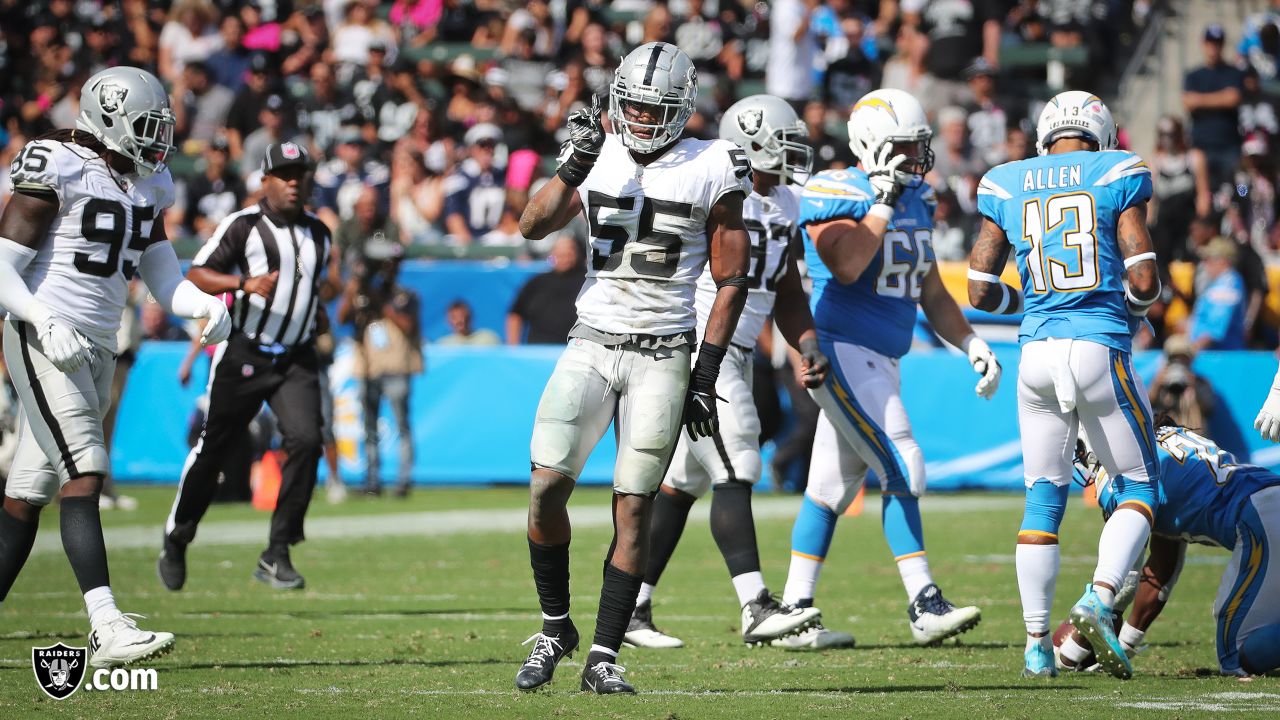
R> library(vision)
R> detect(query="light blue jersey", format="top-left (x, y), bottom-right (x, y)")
top-left (977, 150), bottom-right (1153, 353)
top-left (1097, 427), bottom-right (1280, 549)
top-left (800, 168), bottom-right (936, 358)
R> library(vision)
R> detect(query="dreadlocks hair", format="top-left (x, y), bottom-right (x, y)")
top-left (37, 128), bottom-right (108, 156)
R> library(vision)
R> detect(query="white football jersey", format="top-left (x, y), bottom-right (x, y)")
top-left (8, 139), bottom-right (175, 351)
top-left (573, 134), bottom-right (753, 336)
top-left (693, 184), bottom-right (799, 348)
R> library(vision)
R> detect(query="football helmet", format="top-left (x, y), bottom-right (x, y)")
top-left (76, 66), bottom-right (176, 177)
top-left (1035, 91), bottom-right (1117, 156)
top-left (608, 42), bottom-right (697, 153)
top-left (719, 94), bottom-right (813, 184)
top-left (846, 88), bottom-right (933, 184)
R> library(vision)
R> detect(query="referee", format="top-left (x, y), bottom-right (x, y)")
top-left (159, 142), bottom-right (332, 591)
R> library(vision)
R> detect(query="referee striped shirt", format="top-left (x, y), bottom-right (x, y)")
top-left (192, 201), bottom-right (331, 348)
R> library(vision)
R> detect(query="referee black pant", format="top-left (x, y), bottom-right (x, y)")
top-left (166, 334), bottom-right (323, 550)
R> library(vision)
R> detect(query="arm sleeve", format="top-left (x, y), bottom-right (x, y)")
top-left (138, 241), bottom-right (214, 318)
top-left (192, 212), bottom-right (251, 273)
top-left (798, 170), bottom-right (874, 225)
top-left (0, 238), bottom-right (50, 325)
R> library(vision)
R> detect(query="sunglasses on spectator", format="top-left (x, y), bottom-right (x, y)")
top-left (475, 139), bottom-right (498, 149)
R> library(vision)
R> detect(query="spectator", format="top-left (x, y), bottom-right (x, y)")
top-left (313, 126), bottom-right (392, 228)
top-left (332, 0), bottom-right (397, 77)
top-left (1184, 24), bottom-right (1246, 188)
top-left (177, 135), bottom-right (247, 239)
top-left (929, 106), bottom-right (983, 200)
top-left (205, 14), bottom-right (251, 91)
top-left (1150, 116), bottom-right (1211, 266)
top-left (1148, 334), bottom-right (1217, 432)
top-left (1233, 135), bottom-right (1278, 256)
top-left (880, 22), bottom-right (934, 107)
top-left (963, 58), bottom-right (1010, 168)
top-left (436, 0), bottom-right (493, 45)
top-left (1188, 214), bottom-right (1269, 347)
top-left (1240, 65), bottom-right (1280, 145)
top-left (507, 235), bottom-right (585, 345)
top-left (239, 0), bottom-right (283, 53)
top-left (823, 16), bottom-right (879, 111)
top-left (297, 62), bottom-right (361, 159)
top-left (1188, 237), bottom-right (1247, 352)
top-left (572, 22), bottom-right (615, 98)
top-left (501, 28), bottom-right (555, 114)
top-left (157, 0), bottom-right (223, 84)
top-left (1005, 125), bottom-right (1031, 162)
top-left (240, 93), bottom-right (307, 184)
top-left (336, 186), bottom-right (402, 268)
top-left (802, 100), bottom-right (856, 172)
top-left (396, 103), bottom-right (455, 176)
top-left (438, 299), bottom-right (500, 346)
top-left (279, 5), bottom-right (330, 77)
top-left (224, 53), bottom-right (280, 160)
top-left (904, 0), bottom-right (1002, 106)
top-left (337, 238), bottom-right (422, 498)
top-left (1241, 5), bottom-right (1280, 81)
top-left (442, 123), bottom-right (507, 245)
top-left (374, 59), bottom-right (425, 145)
top-left (389, 0), bottom-right (444, 47)
top-left (79, 15), bottom-right (127, 76)
top-left (352, 42), bottom-right (393, 122)
top-left (172, 60), bottom-right (235, 147)
top-left (390, 147), bottom-right (445, 245)
top-left (500, 0), bottom-right (556, 59)
top-left (766, 0), bottom-right (818, 107)
top-left (141, 301), bottom-right (189, 342)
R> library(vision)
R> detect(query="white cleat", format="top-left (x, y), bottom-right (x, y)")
top-left (623, 601), bottom-right (684, 648)
top-left (908, 583), bottom-right (982, 646)
top-left (741, 589), bottom-right (821, 646)
top-left (88, 612), bottom-right (175, 669)
top-left (769, 621), bottom-right (856, 650)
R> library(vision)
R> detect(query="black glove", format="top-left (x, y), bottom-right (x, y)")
top-left (865, 141), bottom-right (908, 207)
top-left (683, 342), bottom-right (727, 440)
top-left (797, 336), bottom-right (829, 389)
top-left (557, 94), bottom-right (605, 187)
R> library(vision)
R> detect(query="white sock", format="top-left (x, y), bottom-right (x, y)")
top-left (782, 554), bottom-right (823, 606)
top-left (636, 582), bottom-right (655, 607)
top-left (588, 644), bottom-right (617, 658)
top-left (730, 571), bottom-right (766, 607)
top-left (1059, 633), bottom-right (1092, 666)
top-left (1092, 507), bottom-right (1151, 608)
top-left (896, 554), bottom-right (934, 601)
top-left (1016, 543), bottom-right (1060, 635)
top-left (1026, 634), bottom-right (1051, 652)
top-left (84, 586), bottom-right (118, 630)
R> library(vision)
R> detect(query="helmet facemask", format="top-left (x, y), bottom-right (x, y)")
top-left (125, 109), bottom-right (177, 176)
top-left (884, 132), bottom-right (934, 188)
top-left (755, 123), bottom-right (814, 185)
top-left (608, 68), bottom-right (695, 154)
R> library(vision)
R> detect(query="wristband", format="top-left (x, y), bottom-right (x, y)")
top-left (691, 341), bottom-right (727, 393)
top-left (868, 204), bottom-right (894, 221)
top-left (238, 276), bottom-right (246, 291)
top-left (556, 153), bottom-right (595, 187)
top-left (1123, 252), bottom-right (1157, 269)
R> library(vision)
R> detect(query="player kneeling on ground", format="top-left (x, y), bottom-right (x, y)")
top-left (0, 67), bottom-right (230, 667)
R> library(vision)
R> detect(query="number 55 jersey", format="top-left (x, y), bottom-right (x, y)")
top-left (800, 167), bottom-right (936, 359)
top-left (976, 150), bottom-right (1151, 352)
top-left (573, 133), bottom-right (752, 337)
top-left (8, 138), bottom-right (175, 352)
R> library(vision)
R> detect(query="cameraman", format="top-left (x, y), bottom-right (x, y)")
top-left (1149, 334), bottom-right (1218, 431)
top-left (337, 238), bottom-right (423, 497)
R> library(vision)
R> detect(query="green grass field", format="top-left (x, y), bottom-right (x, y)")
top-left (0, 485), bottom-right (1275, 719)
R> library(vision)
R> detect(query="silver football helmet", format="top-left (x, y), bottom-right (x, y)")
top-left (76, 66), bottom-right (176, 177)
top-left (719, 94), bottom-right (812, 184)
top-left (608, 42), bottom-right (697, 153)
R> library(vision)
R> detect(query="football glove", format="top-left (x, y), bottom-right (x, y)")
top-left (865, 142), bottom-right (908, 207)
top-left (36, 314), bottom-right (94, 374)
top-left (963, 335), bottom-right (1001, 400)
top-left (1255, 373), bottom-right (1280, 442)
top-left (683, 342), bottom-right (728, 440)
top-left (197, 296), bottom-right (232, 346)
top-left (797, 337), bottom-right (829, 389)
top-left (566, 93), bottom-right (605, 159)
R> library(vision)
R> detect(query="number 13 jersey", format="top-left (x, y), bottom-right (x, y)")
top-left (573, 134), bottom-right (752, 337)
top-left (8, 138), bottom-right (175, 352)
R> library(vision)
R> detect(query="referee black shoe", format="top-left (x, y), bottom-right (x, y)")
top-left (253, 547), bottom-right (306, 590)
top-left (515, 624), bottom-right (578, 691)
top-left (157, 535), bottom-right (187, 591)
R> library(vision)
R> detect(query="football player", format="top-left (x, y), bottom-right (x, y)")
top-left (1254, 367), bottom-right (1280, 442)
top-left (778, 89), bottom-right (993, 650)
top-left (0, 67), bottom-right (230, 667)
top-left (968, 90), bottom-right (1161, 679)
top-left (622, 95), bottom-right (828, 650)
top-left (514, 43), bottom-right (751, 694)
top-left (1060, 425), bottom-right (1280, 678)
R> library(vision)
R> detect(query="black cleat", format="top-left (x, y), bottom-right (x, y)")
top-left (253, 547), bottom-right (306, 590)
top-left (392, 483), bottom-right (411, 499)
top-left (157, 535), bottom-right (187, 591)
top-left (580, 661), bottom-right (636, 694)
top-left (515, 626), bottom-right (578, 691)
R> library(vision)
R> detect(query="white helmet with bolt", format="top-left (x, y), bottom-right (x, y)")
top-left (1035, 90), bottom-right (1117, 155)
top-left (719, 94), bottom-right (813, 184)
top-left (846, 88), bottom-right (933, 184)
top-left (76, 66), bottom-right (176, 177)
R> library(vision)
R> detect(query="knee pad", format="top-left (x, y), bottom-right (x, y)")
top-left (1020, 479), bottom-right (1069, 537)
top-left (1110, 474), bottom-right (1156, 509)
top-left (72, 445), bottom-right (110, 480)
top-left (878, 438), bottom-right (926, 498)
top-left (808, 473), bottom-right (863, 515)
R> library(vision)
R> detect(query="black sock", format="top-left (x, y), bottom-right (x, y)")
top-left (711, 482), bottom-right (760, 577)
top-left (528, 537), bottom-right (572, 635)
top-left (643, 489), bottom-right (697, 588)
top-left (590, 562), bottom-right (643, 662)
top-left (795, 598), bottom-right (814, 609)
top-left (0, 507), bottom-right (39, 602)
top-left (59, 496), bottom-right (110, 594)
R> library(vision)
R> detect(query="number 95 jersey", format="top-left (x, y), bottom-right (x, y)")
top-left (574, 134), bottom-right (753, 337)
top-left (800, 168), bottom-right (936, 359)
top-left (8, 138), bottom-right (174, 352)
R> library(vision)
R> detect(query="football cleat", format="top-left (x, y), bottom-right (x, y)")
top-left (157, 535), bottom-right (187, 591)
top-left (741, 589), bottom-right (821, 646)
top-left (1069, 585), bottom-right (1132, 679)
top-left (1023, 641), bottom-right (1059, 678)
top-left (769, 621), bottom-right (856, 650)
top-left (88, 612), bottom-right (175, 669)
top-left (580, 661), bottom-right (636, 694)
top-left (516, 628), bottom-right (578, 691)
top-left (623, 601), bottom-right (684, 648)
top-left (253, 548), bottom-right (305, 590)
top-left (908, 584), bottom-right (982, 645)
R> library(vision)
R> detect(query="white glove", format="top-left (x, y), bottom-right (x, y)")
top-left (33, 309), bottom-right (94, 374)
top-left (865, 142), bottom-right (908, 207)
top-left (196, 296), bottom-right (231, 346)
top-left (962, 334), bottom-right (1001, 400)
top-left (1255, 374), bottom-right (1280, 442)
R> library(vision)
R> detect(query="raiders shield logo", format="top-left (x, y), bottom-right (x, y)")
top-left (32, 642), bottom-right (87, 700)
top-left (98, 82), bottom-right (129, 114)
top-left (737, 108), bottom-right (763, 136)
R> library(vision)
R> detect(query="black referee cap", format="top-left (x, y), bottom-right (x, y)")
top-left (262, 141), bottom-right (312, 175)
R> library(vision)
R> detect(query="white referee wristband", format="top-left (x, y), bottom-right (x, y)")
top-left (868, 204), bottom-right (894, 221)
